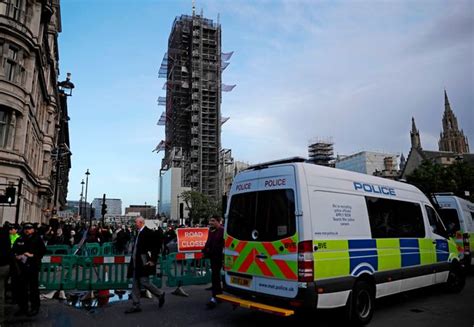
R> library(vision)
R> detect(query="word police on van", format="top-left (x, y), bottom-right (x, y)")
top-left (217, 157), bottom-right (464, 325)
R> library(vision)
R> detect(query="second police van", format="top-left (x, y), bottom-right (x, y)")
top-left (434, 193), bottom-right (474, 267)
top-left (218, 158), bottom-right (464, 325)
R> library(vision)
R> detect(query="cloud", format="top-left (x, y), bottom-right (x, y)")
top-left (216, 1), bottom-right (473, 162)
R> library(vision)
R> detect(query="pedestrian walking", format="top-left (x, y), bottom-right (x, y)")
top-left (202, 215), bottom-right (224, 309)
top-left (11, 223), bottom-right (46, 317)
top-left (124, 217), bottom-right (165, 314)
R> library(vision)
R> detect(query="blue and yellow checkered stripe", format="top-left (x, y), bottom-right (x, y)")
top-left (313, 238), bottom-right (455, 280)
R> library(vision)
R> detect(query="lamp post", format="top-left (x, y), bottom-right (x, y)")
top-left (52, 73), bottom-right (74, 215)
top-left (176, 194), bottom-right (181, 225)
top-left (79, 179), bottom-right (84, 219)
top-left (84, 169), bottom-right (90, 225)
top-left (52, 148), bottom-right (61, 213)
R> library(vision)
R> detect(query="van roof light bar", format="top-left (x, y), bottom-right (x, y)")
top-left (246, 157), bottom-right (308, 171)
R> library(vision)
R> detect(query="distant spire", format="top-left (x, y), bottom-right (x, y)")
top-left (399, 153), bottom-right (406, 171)
top-left (411, 117), bottom-right (418, 133)
top-left (444, 89), bottom-right (452, 112)
top-left (192, 0), bottom-right (195, 16)
top-left (410, 117), bottom-right (421, 149)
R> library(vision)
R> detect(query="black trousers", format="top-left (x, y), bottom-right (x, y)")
top-left (17, 267), bottom-right (40, 311)
top-left (211, 261), bottom-right (222, 298)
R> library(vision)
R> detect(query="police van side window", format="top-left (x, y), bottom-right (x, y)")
top-left (438, 209), bottom-right (461, 233)
top-left (425, 206), bottom-right (448, 238)
top-left (366, 197), bottom-right (425, 238)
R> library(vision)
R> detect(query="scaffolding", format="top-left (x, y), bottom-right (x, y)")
top-left (308, 137), bottom-right (335, 167)
top-left (156, 13), bottom-right (235, 200)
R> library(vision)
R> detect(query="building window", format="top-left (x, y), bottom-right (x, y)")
top-left (1, 0), bottom-right (25, 22)
top-left (2, 45), bottom-right (25, 85)
top-left (0, 109), bottom-right (11, 148)
top-left (4, 45), bottom-right (18, 82)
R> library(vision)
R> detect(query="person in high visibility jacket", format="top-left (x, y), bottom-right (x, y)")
top-left (9, 224), bottom-right (20, 248)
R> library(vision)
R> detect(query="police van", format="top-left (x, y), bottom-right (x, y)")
top-left (218, 158), bottom-right (464, 325)
top-left (434, 193), bottom-right (474, 267)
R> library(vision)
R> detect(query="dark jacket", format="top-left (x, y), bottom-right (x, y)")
top-left (203, 226), bottom-right (224, 264)
top-left (0, 228), bottom-right (11, 266)
top-left (12, 232), bottom-right (46, 271)
top-left (127, 227), bottom-right (158, 278)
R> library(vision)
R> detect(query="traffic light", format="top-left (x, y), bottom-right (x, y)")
top-left (101, 202), bottom-right (107, 216)
top-left (0, 186), bottom-right (16, 204)
top-left (101, 193), bottom-right (107, 217)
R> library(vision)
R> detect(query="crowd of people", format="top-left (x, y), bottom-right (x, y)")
top-left (0, 215), bottom-right (225, 318)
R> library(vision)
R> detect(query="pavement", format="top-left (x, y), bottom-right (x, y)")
top-left (0, 284), bottom-right (223, 327)
top-left (1, 274), bottom-right (473, 327)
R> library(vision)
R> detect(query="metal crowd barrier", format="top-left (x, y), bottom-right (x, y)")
top-left (45, 245), bottom-right (72, 255)
top-left (39, 254), bottom-right (163, 291)
top-left (163, 252), bottom-right (211, 287)
top-left (39, 255), bottom-right (76, 290)
top-left (40, 245), bottom-right (209, 291)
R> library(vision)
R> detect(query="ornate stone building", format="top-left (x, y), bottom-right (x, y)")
top-left (0, 0), bottom-right (71, 224)
top-left (438, 90), bottom-right (470, 153)
top-left (401, 91), bottom-right (472, 179)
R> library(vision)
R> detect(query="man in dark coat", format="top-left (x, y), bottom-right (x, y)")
top-left (125, 217), bottom-right (165, 314)
top-left (202, 215), bottom-right (224, 309)
top-left (11, 223), bottom-right (46, 317)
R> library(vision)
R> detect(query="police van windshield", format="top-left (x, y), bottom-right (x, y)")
top-left (227, 189), bottom-right (296, 242)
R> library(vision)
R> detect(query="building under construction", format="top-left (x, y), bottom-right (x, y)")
top-left (308, 138), bottom-right (335, 167)
top-left (156, 11), bottom-right (235, 201)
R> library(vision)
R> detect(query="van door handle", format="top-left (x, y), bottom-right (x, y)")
top-left (256, 254), bottom-right (268, 259)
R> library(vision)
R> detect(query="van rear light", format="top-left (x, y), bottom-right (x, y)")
top-left (463, 233), bottom-right (470, 254)
top-left (298, 241), bottom-right (314, 282)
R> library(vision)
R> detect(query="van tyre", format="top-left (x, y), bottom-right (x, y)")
top-left (445, 263), bottom-right (465, 293)
top-left (347, 280), bottom-right (375, 326)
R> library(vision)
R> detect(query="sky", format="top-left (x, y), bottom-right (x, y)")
top-left (60, 0), bottom-right (474, 210)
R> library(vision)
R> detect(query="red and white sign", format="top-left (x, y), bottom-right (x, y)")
top-left (177, 228), bottom-right (209, 252)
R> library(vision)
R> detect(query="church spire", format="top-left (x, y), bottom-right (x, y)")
top-left (439, 90), bottom-right (470, 153)
top-left (410, 117), bottom-right (421, 149)
top-left (411, 116), bottom-right (417, 133)
top-left (444, 89), bottom-right (452, 113)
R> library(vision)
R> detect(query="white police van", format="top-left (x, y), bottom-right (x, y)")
top-left (218, 158), bottom-right (464, 325)
top-left (435, 193), bottom-right (474, 266)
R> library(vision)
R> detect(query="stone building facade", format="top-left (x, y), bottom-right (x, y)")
top-left (401, 91), bottom-right (472, 179)
top-left (438, 90), bottom-right (470, 154)
top-left (0, 0), bottom-right (70, 224)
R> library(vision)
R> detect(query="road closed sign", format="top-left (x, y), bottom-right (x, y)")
top-left (177, 228), bottom-right (209, 252)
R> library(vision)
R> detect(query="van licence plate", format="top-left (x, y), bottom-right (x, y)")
top-left (230, 276), bottom-right (251, 287)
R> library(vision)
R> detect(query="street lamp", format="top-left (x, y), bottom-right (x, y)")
top-left (176, 194), bottom-right (180, 224)
top-left (84, 169), bottom-right (90, 225)
top-left (79, 179), bottom-right (84, 219)
top-left (58, 73), bottom-right (75, 96)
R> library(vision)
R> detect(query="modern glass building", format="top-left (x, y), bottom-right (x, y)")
top-left (336, 151), bottom-right (398, 175)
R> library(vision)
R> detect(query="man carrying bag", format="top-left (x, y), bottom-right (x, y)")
top-left (125, 217), bottom-right (165, 314)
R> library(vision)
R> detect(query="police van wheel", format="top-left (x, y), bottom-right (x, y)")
top-left (348, 281), bottom-right (374, 326)
top-left (446, 263), bottom-right (465, 293)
